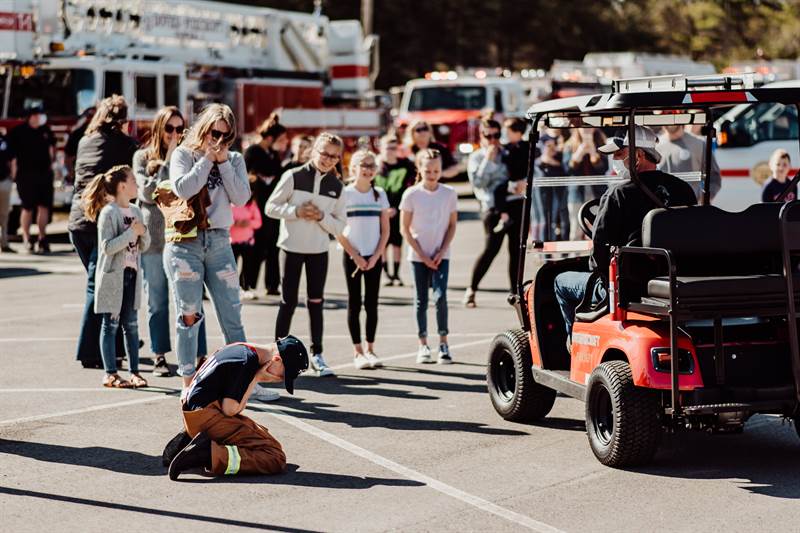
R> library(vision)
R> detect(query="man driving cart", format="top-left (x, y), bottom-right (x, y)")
top-left (554, 125), bottom-right (697, 341)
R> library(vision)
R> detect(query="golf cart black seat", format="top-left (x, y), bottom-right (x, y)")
top-left (623, 203), bottom-right (789, 317)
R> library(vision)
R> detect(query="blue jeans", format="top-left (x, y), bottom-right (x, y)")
top-left (554, 271), bottom-right (607, 334)
top-left (100, 268), bottom-right (140, 374)
top-left (164, 229), bottom-right (245, 377)
top-left (411, 260), bottom-right (449, 339)
top-left (141, 251), bottom-right (208, 357)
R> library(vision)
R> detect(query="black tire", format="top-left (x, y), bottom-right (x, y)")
top-left (487, 329), bottom-right (557, 422)
top-left (585, 360), bottom-right (662, 467)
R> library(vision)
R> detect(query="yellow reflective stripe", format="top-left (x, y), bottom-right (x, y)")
top-left (224, 445), bottom-right (241, 475)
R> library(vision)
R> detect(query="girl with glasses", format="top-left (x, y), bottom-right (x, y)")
top-left (337, 150), bottom-right (391, 369)
top-left (266, 132), bottom-right (348, 377)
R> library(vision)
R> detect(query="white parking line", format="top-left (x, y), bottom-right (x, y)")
top-left (0, 333), bottom-right (498, 343)
top-left (264, 406), bottom-right (562, 532)
top-left (0, 395), bottom-right (172, 426)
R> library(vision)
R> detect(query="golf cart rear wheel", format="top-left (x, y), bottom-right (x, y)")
top-left (487, 329), bottom-right (556, 422)
top-left (585, 361), bottom-right (662, 467)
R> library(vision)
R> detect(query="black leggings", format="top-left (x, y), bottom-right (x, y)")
top-left (275, 250), bottom-right (328, 355)
top-left (343, 254), bottom-right (382, 345)
top-left (469, 199), bottom-right (523, 292)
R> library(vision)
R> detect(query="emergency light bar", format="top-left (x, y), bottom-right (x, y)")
top-left (613, 73), bottom-right (756, 94)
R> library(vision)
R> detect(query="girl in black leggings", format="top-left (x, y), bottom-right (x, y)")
top-left (337, 150), bottom-right (391, 369)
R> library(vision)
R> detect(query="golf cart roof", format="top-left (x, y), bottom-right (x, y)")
top-left (526, 73), bottom-right (800, 121)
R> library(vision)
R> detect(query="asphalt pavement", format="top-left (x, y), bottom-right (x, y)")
top-left (1, 198), bottom-right (799, 532)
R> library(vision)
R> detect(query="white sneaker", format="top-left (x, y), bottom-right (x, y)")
top-left (437, 344), bottom-right (453, 365)
top-left (240, 290), bottom-right (257, 301)
top-left (250, 385), bottom-right (280, 402)
top-left (310, 353), bottom-right (335, 377)
top-left (416, 345), bottom-right (433, 364)
top-left (353, 353), bottom-right (371, 370)
top-left (365, 351), bottom-right (383, 368)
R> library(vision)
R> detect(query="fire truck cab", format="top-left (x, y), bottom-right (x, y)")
top-left (396, 71), bottom-right (526, 161)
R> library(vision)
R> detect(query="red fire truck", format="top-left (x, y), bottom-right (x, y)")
top-left (1, 0), bottom-right (383, 217)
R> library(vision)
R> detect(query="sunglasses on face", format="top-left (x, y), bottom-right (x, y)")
top-left (414, 127), bottom-right (430, 133)
top-left (483, 132), bottom-right (501, 140)
top-left (164, 124), bottom-right (184, 135)
top-left (359, 162), bottom-right (377, 170)
top-left (210, 129), bottom-right (231, 141)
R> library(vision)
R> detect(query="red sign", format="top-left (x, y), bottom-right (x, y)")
top-left (0, 12), bottom-right (34, 32)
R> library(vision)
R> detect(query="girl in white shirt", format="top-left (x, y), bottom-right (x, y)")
top-left (337, 150), bottom-right (391, 369)
top-left (399, 148), bottom-right (458, 364)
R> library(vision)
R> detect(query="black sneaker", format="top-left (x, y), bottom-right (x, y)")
top-left (153, 355), bottom-right (172, 377)
top-left (162, 430), bottom-right (192, 467)
top-left (168, 432), bottom-right (212, 480)
top-left (0, 245), bottom-right (16, 253)
top-left (37, 239), bottom-right (50, 254)
top-left (395, 276), bottom-right (404, 287)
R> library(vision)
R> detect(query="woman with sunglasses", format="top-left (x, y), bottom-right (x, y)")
top-left (464, 117), bottom-right (519, 308)
top-left (266, 132), bottom-right (348, 377)
top-left (134, 106), bottom-right (208, 377)
top-left (165, 103), bottom-right (251, 390)
top-left (406, 119), bottom-right (460, 179)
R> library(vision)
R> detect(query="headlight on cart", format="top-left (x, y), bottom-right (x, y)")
top-left (650, 347), bottom-right (694, 374)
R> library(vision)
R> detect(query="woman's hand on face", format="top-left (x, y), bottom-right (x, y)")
top-left (215, 143), bottom-right (230, 163)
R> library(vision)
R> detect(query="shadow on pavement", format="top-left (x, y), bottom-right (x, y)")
top-left (0, 267), bottom-right (46, 279)
top-left (296, 375), bottom-right (440, 400)
top-left (632, 421), bottom-right (800, 499)
top-left (185, 463), bottom-right (424, 489)
top-left (0, 440), bottom-right (163, 476)
top-left (0, 486), bottom-right (320, 532)
top-left (249, 399), bottom-right (527, 437)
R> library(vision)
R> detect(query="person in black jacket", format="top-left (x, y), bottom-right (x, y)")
top-left (243, 113), bottom-right (288, 297)
top-left (68, 95), bottom-right (139, 368)
top-left (554, 126), bottom-right (697, 338)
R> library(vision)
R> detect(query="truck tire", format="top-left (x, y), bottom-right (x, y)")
top-left (487, 329), bottom-right (556, 422)
top-left (585, 360), bottom-right (662, 467)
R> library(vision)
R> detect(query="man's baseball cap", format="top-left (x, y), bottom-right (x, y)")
top-left (598, 125), bottom-right (662, 164)
top-left (23, 105), bottom-right (45, 117)
top-left (276, 335), bottom-right (309, 394)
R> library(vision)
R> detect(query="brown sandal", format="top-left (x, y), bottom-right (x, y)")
top-left (129, 373), bottom-right (148, 388)
top-left (103, 373), bottom-right (132, 388)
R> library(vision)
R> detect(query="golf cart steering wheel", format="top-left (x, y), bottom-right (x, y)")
top-left (578, 198), bottom-right (601, 238)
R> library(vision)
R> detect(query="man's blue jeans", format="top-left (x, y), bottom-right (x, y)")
top-left (554, 271), bottom-right (606, 335)
top-left (142, 251), bottom-right (207, 357)
top-left (411, 260), bottom-right (449, 339)
top-left (164, 229), bottom-right (245, 377)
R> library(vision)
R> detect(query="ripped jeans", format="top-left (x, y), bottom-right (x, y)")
top-left (164, 229), bottom-right (246, 377)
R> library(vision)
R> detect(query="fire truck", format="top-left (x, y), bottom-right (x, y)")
top-left (1, 0), bottom-right (383, 216)
top-left (395, 69), bottom-right (527, 163)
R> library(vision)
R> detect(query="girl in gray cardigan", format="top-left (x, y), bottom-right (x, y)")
top-left (84, 165), bottom-right (151, 388)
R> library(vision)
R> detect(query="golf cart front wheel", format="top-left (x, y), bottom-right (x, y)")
top-left (585, 361), bottom-right (662, 467)
top-left (487, 329), bottom-right (556, 422)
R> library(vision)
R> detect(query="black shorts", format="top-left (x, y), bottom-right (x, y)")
top-left (17, 178), bottom-right (53, 210)
top-left (387, 215), bottom-right (403, 247)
